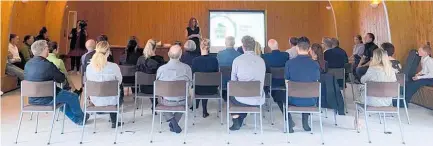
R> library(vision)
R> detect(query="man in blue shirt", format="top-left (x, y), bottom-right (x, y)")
top-left (191, 39), bottom-right (219, 118)
top-left (25, 40), bottom-right (88, 125)
top-left (262, 39), bottom-right (289, 113)
top-left (217, 36), bottom-right (242, 101)
top-left (324, 38), bottom-right (348, 68)
top-left (285, 36), bottom-right (320, 133)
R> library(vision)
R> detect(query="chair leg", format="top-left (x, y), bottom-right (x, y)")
top-left (334, 109), bottom-right (338, 126)
top-left (310, 113), bottom-right (314, 134)
top-left (342, 89), bottom-right (348, 113)
top-left (184, 111), bottom-right (188, 144)
top-left (403, 99), bottom-right (411, 124)
top-left (35, 113), bottom-right (40, 134)
top-left (351, 82), bottom-right (356, 101)
top-left (219, 99), bottom-right (223, 125)
top-left (397, 113), bottom-right (406, 144)
top-left (79, 112), bottom-right (87, 144)
top-left (121, 105), bottom-right (124, 134)
top-left (379, 113), bottom-right (383, 124)
top-left (15, 112), bottom-right (24, 144)
top-left (324, 109), bottom-right (328, 118)
top-left (193, 99), bottom-right (196, 125)
top-left (227, 109), bottom-right (230, 134)
top-left (159, 113), bottom-right (162, 133)
top-left (150, 110), bottom-right (156, 143)
top-left (355, 105), bottom-right (360, 133)
top-left (47, 112), bottom-right (56, 145)
top-left (61, 106), bottom-right (66, 134)
top-left (141, 98), bottom-right (145, 116)
top-left (254, 113), bottom-right (257, 134)
top-left (283, 105), bottom-right (287, 133)
top-left (319, 113), bottom-right (324, 145)
top-left (364, 112), bottom-right (371, 143)
top-left (56, 109), bottom-right (60, 121)
top-left (133, 96), bottom-right (137, 123)
top-left (29, 112), bottom-right (33, 121)
top-left (93, 114), bottom-right (97, 134)
top-left (383, 113), bottom-right (387, 134)
top-left (114, 112), bottom-right (119, 144)
top-left (260, 111), bottom-right (264, 145)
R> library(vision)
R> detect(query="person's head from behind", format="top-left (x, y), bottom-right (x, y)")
top-left (418, 44), bottom-right (432, 57)
top-left (296, 36), bottom-right (310, 55)
top-left (48, 41), bottom-right (59, 54)
top-left (381, 42), bottom-right (395, 57)
top-left (289, 37), bottom-right (298, 47)
top-left (241, 35), bottom-right (255, 52)
top-left (364, 33), bottom-right (375, 43)
top-left (31, 40), bottom-right (49, 58)
top-left (85, 39), bottom-right (96, 51)
top-left (331, 38), bottom-right (339, 48)
top-left (168, 45), bottom-right (182, 60)
top-left (310, 43), bottom-right (324, 60)
top-left (354, 35), bottom-right (363, 44)
top-left (39, 27), bottom-right (48, 38)
top-left (370, 48), bottom-right (394, 76)
top-left (225, 36), bottom-right (235, 48)
top-left (254, 41), bottom-right (262, 55)
top-left (188, 17), bottom-right (199, 28)
top-left (9, 34), bottom-right (19, 45)
top-left (23, 35), bottom-right (34, 45)
top-left (321, 37), bottom-right (333, 50)
top-left (201, 38), bottom-right (210, 55)
top-left (90, 41), bottom-right (110, 72)
top-left (143, 39), bottom-right (157, 59)
top-left (97, 34), bottom-right (108, 42)
top-left (268, 39), bottom-right (279, 51)
top-left (126, 39), bottom-right (138, 54)
top-left (184, 40), bottom-right (196, 52)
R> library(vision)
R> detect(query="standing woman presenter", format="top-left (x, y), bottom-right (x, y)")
top-left (185, 17), bottom-right (201, 55)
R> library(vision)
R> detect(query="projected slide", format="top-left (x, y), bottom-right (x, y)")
top-left (209, 11), bottom-right (266, 53)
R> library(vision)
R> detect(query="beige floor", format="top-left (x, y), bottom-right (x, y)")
top-left (1, 74), bottom-right (433, 146)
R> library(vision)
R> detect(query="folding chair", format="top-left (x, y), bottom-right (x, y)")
top-left (263, 73), bottom-right (274, 125)
top-left (345, 63), bottom-right (356, 101)
top-left (119, 65), bottom-right (137, 94)
top-left (269, 67), bottom-right (286, 126)
top-left (15, 81), bottom-right (66, 145)
top-left (133, 72), bottom-right (156, 123)
top-left (80, 80), bottom-right (122, 144)
top-left (285, 81), bottom-right (323, 145)
top-left (396, 73), bottom-right (410, 124)
top-left (150, 80), bottom-right (189, 144)
top-left (326, 68), bottom-right (344, 125)
top-left (219, 66), bottom-right (232, 91)
top-left (226, 81), bottom-right (263, 144)
top-left (355, 81), bottom-right (405, 144)
top-left (192, 72), bottom-right (223, 125)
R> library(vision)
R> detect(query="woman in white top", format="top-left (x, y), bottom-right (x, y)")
top-left (8, 34), bottom-right (22, 68)
top-left (358, 48), bottom-right (397, 106)
top-left (86, 41), bottom-right (123, 128)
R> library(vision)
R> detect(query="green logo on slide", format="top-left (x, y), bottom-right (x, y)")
top-left (216, 23), bottom-right (226, 39)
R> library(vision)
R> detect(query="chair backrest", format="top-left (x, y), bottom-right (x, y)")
top-left (135, 72), bottom-right (156, 85)
top-left (154, 80), bottom-right (188, 97)
top-left (219, 66), bottom-right (232, 77)
top-left (228, 81), bottom-right (261, 97)
top-left (194, 72), bottom-right (221, 86)
top-left (119, 65), bottom-right (136, 77)
top-left (286, 81), bottom-right (321, 98)
top-left (327, 68), bottom-right (345, 80)
top-left (264, 73), bottom-right (272, 87)
top-left (396, 73), bottom-right (405, 87)
top-left (270, 67), bottom-right (285, 79)
top-left (344, 63), bottom-right (353, 73)
top-left (85, 80), bottom-right (119, 97)
top-left (365, 82), bottom-right (399, 98)
top-left (21, 81), bottom-right (55, 97)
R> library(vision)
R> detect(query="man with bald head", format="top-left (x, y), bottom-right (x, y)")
top-left (262, 39), bottom-right (290, 113)
top-left (81, 39), bottom-right (96, 72)
top-left (156, 45), bottom-right (192, 133)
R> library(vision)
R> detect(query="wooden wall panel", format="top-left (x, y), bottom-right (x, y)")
top-left (353, 1), bottom-right (390, 47)
top-left (1, 1), bottom-right (15, 76)
top-left (10, 1), bottom-right (46, 47)
top-left (62, 1), bottom-right (336, 52)
top-left (45, 1), bottom-right (67, 54)
top-left (331, 1), bottom-right (355, 55)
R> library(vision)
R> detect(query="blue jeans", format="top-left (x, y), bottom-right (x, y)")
top-left (32, 90), bottom-right (85, 125)
top-left (405, 79), bottom-right (433, 103)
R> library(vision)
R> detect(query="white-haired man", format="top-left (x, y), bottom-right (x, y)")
top-left (24, 40), bottom-right (88, 125)
top-left (157, 45), bottom-right (192, 133)
top-left (180, 40), bottom-right (199, 67)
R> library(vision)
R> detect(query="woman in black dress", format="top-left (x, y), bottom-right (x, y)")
top-left (185, 17), bottom-right (201, 55)
top-left (68, 20), bottom-right (88, 73)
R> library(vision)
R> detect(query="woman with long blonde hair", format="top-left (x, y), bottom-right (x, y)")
top-left (86, 41), bottom-right (123, 128)
top-left (254, 41), bottom-right (262, 56)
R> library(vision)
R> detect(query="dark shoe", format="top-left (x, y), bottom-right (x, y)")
top-left (111, 122), bottom-right (124, 128)
top-left (170, 118), bottom-right (182, 133)
top-left (229, 118), bottom-right (241, 131)
top-left (203, 112), bottom-right (210, 118)
top-left (287, 113), bottom-right (295, 133)
top-left (189, 106), bottom-right (194, 111)
top-left (302, 113), bottom-right (311, 131)
top-left (73, 88), bottom-right (83, 95)
top-left (169, 122), bottom-right (174, 132)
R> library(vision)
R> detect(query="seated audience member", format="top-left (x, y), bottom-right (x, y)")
top-left (381, 42), bottom-right (402, 73)
top-left (8, 34), bottom-right (23, 69)
top-left (351, 35), bottom-right (365, 74)
top-left (285, 37), bottom-right (299, 59)
top-left (262, 39), bottom-right (289, 113)
top-left (356, 33), bottom-right (379, 78)
top-left (20, 35), bottom-right (35, 63)
top-left (310, 43), bottom-right (328, 73)
top-left (229, 36), bottom-right (265, 131)
top-left (324, 38), bottom-right (348, 68)
top-left (180, 40), bottom-right (199, 67)
top-left (156, 45), bottom-right (192, 133)
top-left (405, 45), bottom-right (433, 103)
top-left (82, 35), bottom-right (114, 73)
top-left (191, 39), bottom-right (219, 118)
top-left (217, 36), bottom-right (241, 66)
top-left (120, 38), bottom-right (142, 65)
top-left (25, 40), bottom-right (88, 125)
top-left (254, 41), bottom-right (263, 56)
top-left (86, 41), bottom-right (123, 128)
top-left (35, 27), bottom-right (50, 42)
top-left (46, 41), bottom-right (82, 94)
top-left (80, 39), bottom-right (96, 73)
top-left (236, 46), bottom-right (244, 54)
top-left (136, 39), bottom-right (165, 113)
top-left (284, 36), bottom-right (319, 133)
